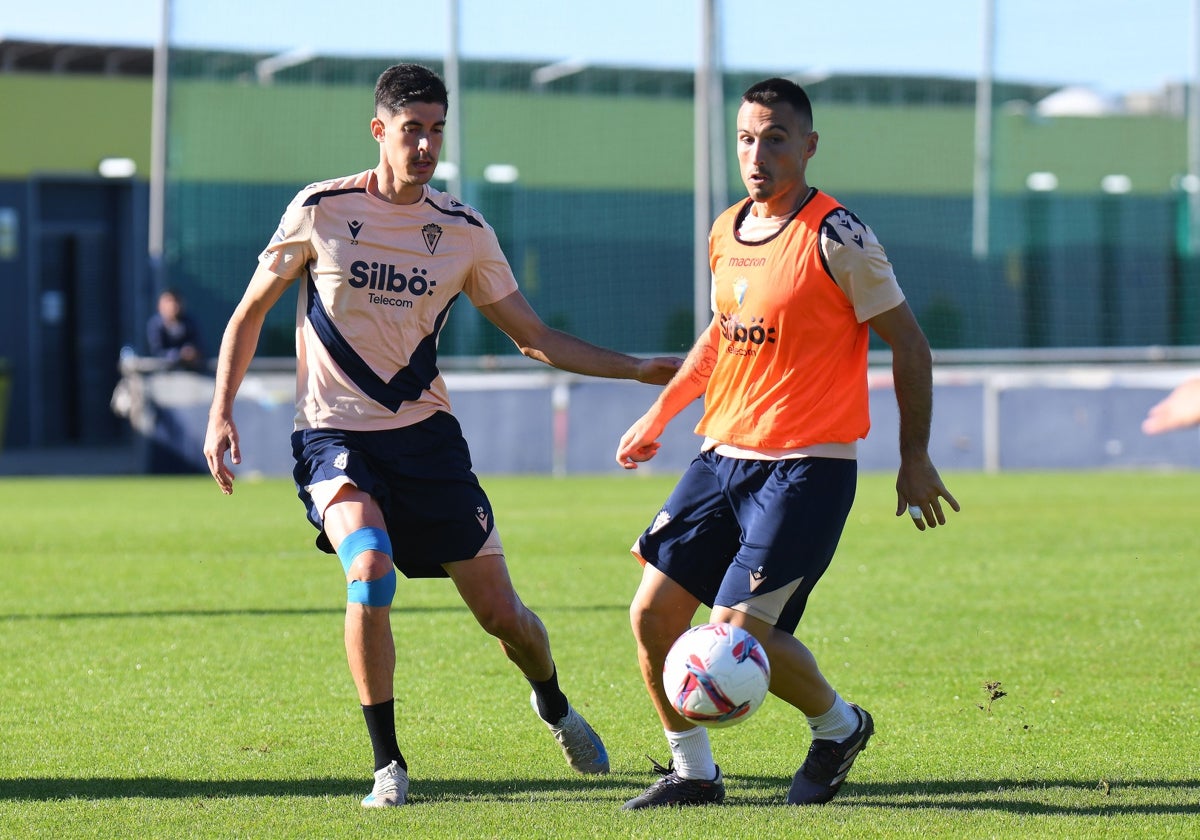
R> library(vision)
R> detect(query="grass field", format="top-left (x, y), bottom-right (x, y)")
top-left (1, 470), bottom-right (1197, 838)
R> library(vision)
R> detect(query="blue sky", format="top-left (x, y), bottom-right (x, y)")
top-left (4, 0), bottom-right (1195, 94)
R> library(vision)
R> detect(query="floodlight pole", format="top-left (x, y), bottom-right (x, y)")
top-left (148, 0), bottom-right (170, 294)
top-left (694, 0), bottom-right (724, 337)
top-left (972, 0), bottom-right (995, 259)
top-left (445, 0), bottom-right (464, 201)
top-left (1189, 0), bottom-right (1200, 254)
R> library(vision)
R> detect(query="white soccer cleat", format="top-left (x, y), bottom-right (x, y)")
top-left (361, 759), bottom-right (408, 807)
top-left (531, 691), bottom-right (610, 775)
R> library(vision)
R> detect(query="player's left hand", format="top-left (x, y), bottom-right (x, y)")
top-left (895, 455), bottom-right (959, 531)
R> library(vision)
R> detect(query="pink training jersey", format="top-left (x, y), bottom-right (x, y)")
top-left (259, 170), bottom-right (519, 432)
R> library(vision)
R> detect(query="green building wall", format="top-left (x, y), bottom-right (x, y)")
top-left (3, 72), bottom-right (1189, 197)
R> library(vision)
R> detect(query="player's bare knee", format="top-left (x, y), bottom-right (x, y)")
top-left (628, 600), bottom-right (643, 631)
top-left (346, 552), bottom-right (393, 582)
top-left (630, 603), bottom-right (677, 649)
top-left (629, 599), bottom-right (658, 637)
top-left (479, 602), bottom-right (540, 647)
top-left (474, 602), bottom-right (518, 639)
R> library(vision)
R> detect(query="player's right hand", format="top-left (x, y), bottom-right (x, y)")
top-left (203, 414), bottom-right (242, 495)
top-left (616, 416), bottom-right (663, 469)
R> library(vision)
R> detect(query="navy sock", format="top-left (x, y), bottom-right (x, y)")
top-left (528, 667), bottom-right (570, 723)
top-left (362, 699), bottom-right (406, 772)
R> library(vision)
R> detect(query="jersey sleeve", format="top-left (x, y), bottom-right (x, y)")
top-left (463, 221), bottom-right (519, 306)
top-left (819, 208), bottom-right (905, 323)
top-left (258, 191), bottom-right (317, 280)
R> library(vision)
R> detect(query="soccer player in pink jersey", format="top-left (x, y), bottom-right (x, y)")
top-left (203, 63), bottom-right (678, 808)
top-left (616, 77), bottom-right (959, 809)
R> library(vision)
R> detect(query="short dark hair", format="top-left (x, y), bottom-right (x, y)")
top-left (741, 78), bottom-right (813, 128)
top-left (374, 63), bottom-right (449, 115)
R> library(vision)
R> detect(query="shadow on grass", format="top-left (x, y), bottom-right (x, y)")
top-left (0, 604), bottom-right (627, 622)
top-left (727, 775), bottom-right (1200, 816)
top-left (0, 608), bottom-right (347, 622)
top-left (0, 774), bottom-right (630, 804)
top-left (2, 774), bottom-right (1198, 815)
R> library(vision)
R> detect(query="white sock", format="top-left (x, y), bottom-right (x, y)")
top-left (807, 694), bottom-right (859, 742)
top-left (666, 726), bottom-right (717, 781)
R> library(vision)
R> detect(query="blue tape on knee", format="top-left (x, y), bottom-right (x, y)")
top-left (347, 568), bottom-right (397, 607)
top-left (336, 527), bottom-right (393, 574)
top-left (337, 527), bottom-right (395, 607)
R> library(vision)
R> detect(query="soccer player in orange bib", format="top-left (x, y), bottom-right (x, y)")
top-left (203, 63), bottom-right (678, 808)
top-left (616, 77), bottom-right (959, 809)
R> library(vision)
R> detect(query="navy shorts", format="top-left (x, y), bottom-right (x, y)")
top-left (291, 411), bottom-right (496, 579)
top-left (633, 450), bottom-right (856, 633)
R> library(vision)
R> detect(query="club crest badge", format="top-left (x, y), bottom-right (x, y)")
top-left (650, 509), bottom-right (671, 534)
top-left (734, 277), bottom-right (748, 307)
top-left (749, 565), bottom-right (767, 591)
top-left (422, 223), bottom-right (443, 255)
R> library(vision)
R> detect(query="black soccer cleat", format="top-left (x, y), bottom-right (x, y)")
top-left (786, 704), bottom-right (874, 805)
top-left (621, 758), bottom-right (725, 810)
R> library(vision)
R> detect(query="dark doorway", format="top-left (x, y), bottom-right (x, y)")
top-left (31, 180), bottom-right (134, 447)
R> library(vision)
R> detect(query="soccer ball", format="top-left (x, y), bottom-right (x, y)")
top-left (662, 622), bottom-right (771, 728)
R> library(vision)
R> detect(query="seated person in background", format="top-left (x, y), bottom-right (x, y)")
top-left (147, 288), bottom-right (206, 371)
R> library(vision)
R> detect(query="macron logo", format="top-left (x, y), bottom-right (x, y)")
top-left (347, 220), bottom-right (364, 243)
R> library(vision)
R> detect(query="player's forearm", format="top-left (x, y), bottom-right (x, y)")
top-left (208, 312), bottom-right (264, 418)
top-left (210, 267), bottom-right (294, 417)
top-left (519, 329), bottom-right (646, 380)
top-left (642, 327), bottom-right (715, 422)
top-left (891, 338), bottom-right (933, 460)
